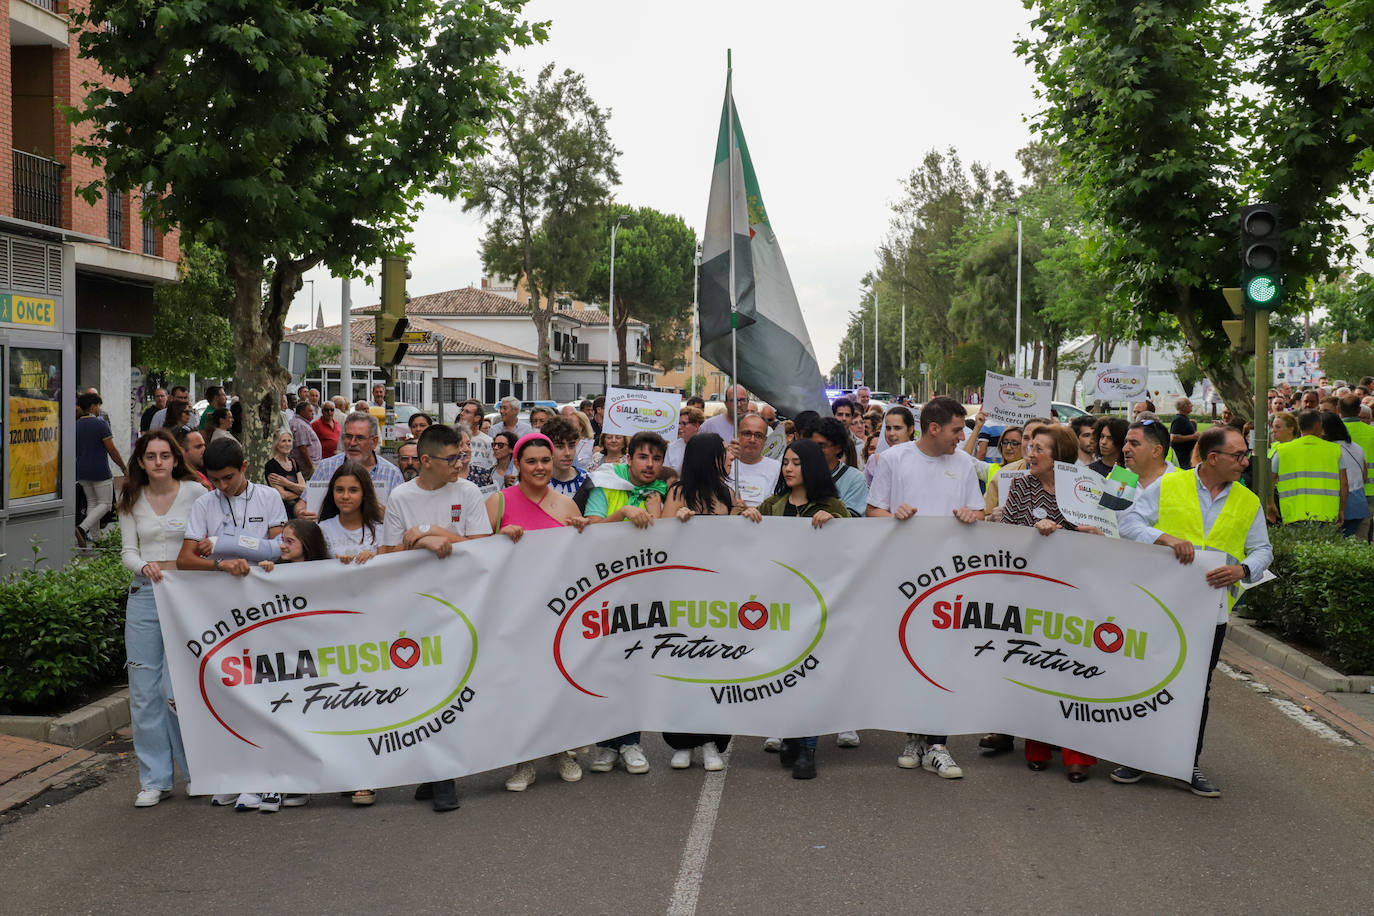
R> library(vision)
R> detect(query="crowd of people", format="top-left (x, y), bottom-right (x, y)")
top-left (106, 371), bottom-right (1374, 813)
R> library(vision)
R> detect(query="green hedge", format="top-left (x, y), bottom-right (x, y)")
top-left (1239, 525), bottom-right (1374, 675)
top-left (0, 529), bottom-right (132, 711)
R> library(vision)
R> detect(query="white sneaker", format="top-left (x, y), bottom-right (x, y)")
top-left (922, 743), bottom-right (964, 779)
top-left (554, 750), bottom-right (582, 783)
top-left (210, 793), bottom-right (238, 806)
top-left (135, 788), bottom-right (170, 807)
top-left (620, 743), bottom-right (650, 774)
top-left (589, 746), bottom-right (618, 772)
top-left (762, 736), bottom-right (782, 752)
top-left (505, 761), bottom-right (537, 791)
top-left (836, 730), bottom-right (861, 748)
top-left (258, 793), bottom-right (282, 813)
top-left (671, 748), bottom-right (693, 769)
top-left (234, 792), bottom-right (262, 811)
top-left (897, 734), bottom-right (922, 769)
top-left (282, 794), bottom-right (309, 807)
top-left (702, 742), bottom-right (725, 772)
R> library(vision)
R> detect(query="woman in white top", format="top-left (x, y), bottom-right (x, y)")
top-left (116, 429), bottom-right (208, 808)
top-left (567, 409), bottom-right (597, 468)
top-left (317, 460), bottom-right (383, 565)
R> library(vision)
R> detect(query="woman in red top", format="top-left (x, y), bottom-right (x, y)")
top-left (311, 402), bottom-right (341, 458)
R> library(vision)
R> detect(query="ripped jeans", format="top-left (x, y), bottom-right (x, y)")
top-left (126, 575), bottom-right (189, 791)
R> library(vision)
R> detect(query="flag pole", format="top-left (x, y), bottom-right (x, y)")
top-left (727, 49), bottom-right (740, 499)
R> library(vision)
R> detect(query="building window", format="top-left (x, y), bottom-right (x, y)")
top-left (106, 193), bottom-right (124, 248)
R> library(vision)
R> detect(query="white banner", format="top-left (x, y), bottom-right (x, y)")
top-left (995, 468), bottom-right (1029, 507)
top-left (1053, 461), bottom-right (1139, 537)
top-left (604, 387), bottom-right (679, 440)
top-left (155, 517), bottom-right (1224, 793)
top-left (983, 371), bottom-right (1053, 426)
top-left (1094, 363), bottom-right (1149, 401)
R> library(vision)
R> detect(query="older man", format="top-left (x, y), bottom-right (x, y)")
top-left (140, 387), bottom-right (168, 433)
top-left (458, 399), bottom-right (496, 493)
top-left (1117, 426), bottom-right (1271, 796)
top-left (299, 412), bottom-right (404, 516)
top-left (1170, 398), bottom-right (1199, 470)
top-left (288, 401), bottom-right (322, 477)
top-left (726, 413), bottom-right (781, 507)
top-left (699, 385), bottom-right (748, 441)
top-left (528, 405), bottom-right (552, 430)
top-left (490, 395), bottom-right (532, 439)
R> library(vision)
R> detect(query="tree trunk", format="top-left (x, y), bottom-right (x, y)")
top-left (224, 253), bottom-right (289, 477)
top-left (615, 295), bottom-right (629, 386)
top-left (1031, 341), bottom-right (1042, 379)
top-left (530, 292), bottom-right (553, 400)
top-left (1173, 285), bottom-right (1254, 423)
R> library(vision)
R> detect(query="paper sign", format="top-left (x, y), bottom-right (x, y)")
top-left (1094, 363), bottom-right (1149, 401)
top-left (1053, 461), bottom-right (1122, 537)
top-left (983, 371), bottom-right (1053, 426)
top-left (604, 386), bottom-right (680, 440)
top-left (304, 479), bottom-right (330, 514)
top-left (995, 468), bottom-right (1029, 507)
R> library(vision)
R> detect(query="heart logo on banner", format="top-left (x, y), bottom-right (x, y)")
top-left (738, 600), bottom-right (768, 631)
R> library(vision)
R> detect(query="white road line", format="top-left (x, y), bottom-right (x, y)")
top-left (666, 748), bottom-right (731, 916)
top-left (1219, 662), bottom-right (1355, 747)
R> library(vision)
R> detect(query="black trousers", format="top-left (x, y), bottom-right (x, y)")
top-left (1195, 621), bottom-right (1228, 765)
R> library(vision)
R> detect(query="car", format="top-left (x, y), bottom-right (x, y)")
top-left (1050, 401), bottom-right (1088, 420)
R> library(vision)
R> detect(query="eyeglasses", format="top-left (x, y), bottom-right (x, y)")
top-left (1217, 450), bottom-right (1251, 462)
top-left (428, 454), bottom-right (466, 466)
top-left (342, 433), bottom-right (372, 443)
top-left (1001, 438), bottom-right (1022, 447)
top-left (738, 431), bottom-right (766, 440)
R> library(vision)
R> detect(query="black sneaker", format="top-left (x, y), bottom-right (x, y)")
top-left (778, 739), bottom-right (799, 769)
top-left (1110, 766), bottom-right (1144, 784)
top-left (1189, 767), bottom-right (1221, 798)
top-left (792, 746), bottom-right (817, 779)
top-left (430, 779), bottom-right (460, 812)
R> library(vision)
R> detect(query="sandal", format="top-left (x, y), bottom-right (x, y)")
top-left (351, 789), bottom-right (376, 805)
top-left (1026, 760), bottom-right (1049, 772)
top-left (1066, 764), bottom-right (1090, 783)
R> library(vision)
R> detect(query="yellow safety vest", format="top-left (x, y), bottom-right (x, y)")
top-left (1341, 418), bottom-right (1374, 498)
top-left (1267, 440), bottom-right (1287, 460)
top-left (1158, 470), bottom-right (1259, 612)
top-left (1274, 435), bottom-right (1342, 522)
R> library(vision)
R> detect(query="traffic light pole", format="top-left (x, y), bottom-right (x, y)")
top-left (1253, 310), bottom-right (1270, 504)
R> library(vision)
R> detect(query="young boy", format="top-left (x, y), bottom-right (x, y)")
top-left (539, 417), bottom-right (589, 497)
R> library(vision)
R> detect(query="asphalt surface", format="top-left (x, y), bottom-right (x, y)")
top-left (1, 669), bottom-right (1371, 915)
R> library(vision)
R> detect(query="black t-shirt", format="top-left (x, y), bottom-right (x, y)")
top-left (140, 404), bottom-right (159, 432)
top-left (264, 457), bottom-right (300, 509)
top-left (782, 501), bottom-right (800, 517)
top-left (1170, 415), bottom-right (1197, 469)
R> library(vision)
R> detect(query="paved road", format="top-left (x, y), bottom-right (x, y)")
top-left (1, 663), bottom-right (1371, 915)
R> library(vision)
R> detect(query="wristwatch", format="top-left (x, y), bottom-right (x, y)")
top-left (213, 558), bottom-right (221, 571)
top-left (1240, 562), bottom-right (1251, 581)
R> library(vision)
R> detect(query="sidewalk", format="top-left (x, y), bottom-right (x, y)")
top-left (0, 734), bottom-right (104, 813)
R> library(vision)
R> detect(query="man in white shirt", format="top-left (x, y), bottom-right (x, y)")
top-left (178, 438), bottom-right (286, 577)
top-left (490, 395), bottom-right (532, 439)
top-left (382, 424), bottom-right (492, 558)
top-left (867, 395), bottom-right (983, 781)
top-left (459, 399), bottom-right (496, 493)
top-left (700, 385), bottom-right (749, 441)
top-left (1122, 419), bottom-right (1174, 489)
top-left (300, 412), bottom-right (404, 515)
top-left (727, 413), bottom-right (781, 508)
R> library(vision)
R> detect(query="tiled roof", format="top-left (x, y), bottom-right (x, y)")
top-left (285, 315), bottom-right (537, 363)
top-left (355, 285), bottom-right (642, 326)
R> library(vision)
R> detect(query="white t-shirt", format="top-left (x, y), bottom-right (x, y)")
top-left (381, 477), bottom-right (492, 547)
top-left (469, 432), bottom-right (495, 470)
top-left (319, 516), bottom-right (381, 556)
top-left (185, 482), bottom-right (286, 542)
top-left (867, 441), bottom-right (983, 516)
top-left (699, 413), bottom-right (736, 441)
top-left (727, 456), bottom-right (781, 507)
top-left (664, 437), bottom-right (688, 473)
top-left (1339, 441), bottom-right (1365, 495)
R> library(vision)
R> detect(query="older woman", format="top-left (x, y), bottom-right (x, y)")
top-left (999, 424), bottom-right (1104, 781)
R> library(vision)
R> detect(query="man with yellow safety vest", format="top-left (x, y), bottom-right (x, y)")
top-left (1115, 426), bottom-right (1273, 797)
top-left (1267, 410), bottom-right (1345, 526)
top-left (1338, 395), bottom-right (1374, 539)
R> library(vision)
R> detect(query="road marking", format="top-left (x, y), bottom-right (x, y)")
top-left (666, 748), bottom-right (731, 916)
top-left (1219, 662), bottom-right (1355, 747)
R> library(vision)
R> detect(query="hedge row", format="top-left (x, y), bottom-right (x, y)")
top-left (0, 530), bottom-right (132, 711)
top-left (1239, 525), bottom-right (1374, 675)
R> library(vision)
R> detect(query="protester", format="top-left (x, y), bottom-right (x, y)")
top-left (264, 429), bottom-right (306, 517)
top-left (1321, 412), bottom-right (1368, 538)
top-left (589, 432), bottom-right (628, 471)
top-left (665, 405), bottom-right (705, 472)
top-left (1268, 410), bottom-right (1345, 525)
top-left (116, 430), bottom-right (203, 807)
top-left (287, 401), bottom-right (321, 477)
top-left (75, 392), bottom-right (128, 547)
top-left (727, 413), bottom-right (783, 508)
top-left (458, 399), bottom-right (495, 492)
top-left (686, 395), bottom-right (706, 410)
top-left (1069, 415), bottom-right (1096, 465)
top-left (540, 417), bottom-right (588, 497)
top-left (177, 438), bottom-right (286, 810)
top-left (997, 424), bottom-right (1103, 780)
top-left (302, 412), bottom-right (405, 514)
top-left (1089, 416), bottom-right (1129, 476)
top-left (160, 400), bottom-right (194, 434)
top-left (1269, 412), bottom-right (1298, 458)
top-left (868, 396), bottom-right (982, 779)
top-left (742, 439), bottom-right (847, 779)
top-left (528, 406), bottom-right (552, 430)
top-left (317, 460), bottom-right (383, 565)
top-left (1338, 394), bottom-right (1374, 537)
top-left (148, 384), bottom-right (191, 429)
top-left (810, 416), bottom-right (868, 520)
top-left (589, 396), bottom-right (606, 437)
top-left (139, 387), bottom-right (168, 433)
top-left (867, 407), bottom-right (917, 484)
top-left (701, 385), bottom-right (749, 440)
top-left (486, 433), bottom-right (588, 792)
top-left (175, 429), bottom-right (209, 487)
top-left (490, 429), bottom-right (519, 488)
top-left (490, 395), bottom-right (532, 438)
top-left (204, 407), bottom-right (238, 447)
top-left (1117, 427), bottom-right (1272, 796)
top-left (566, 408), bottom-right (597, 468)
top-left (312, 401), bottom-right (341, 459)
top-left (584, 432), bottom-right (669, 775)
top-left (1122, 420), bottom-right (1174, 489)
top-left (408, 411), bottom-right (433, 440)
top-left (396, 441), bottom-right (421, 482)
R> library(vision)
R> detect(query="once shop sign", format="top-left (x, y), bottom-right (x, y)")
top-left (0, 294), bottom-right (57, 328)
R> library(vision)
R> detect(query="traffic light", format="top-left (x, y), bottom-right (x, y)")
top-left (376, 256), bottom-right (409, 366)
top-left (1221, 287), bottom-right (1254, 352)
top-left (1240, 204), bottom-right (1282, 309)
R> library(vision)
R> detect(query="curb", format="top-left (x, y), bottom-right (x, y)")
top-left (0, 688), bottom-right (130, 748)
top-left (1228, 619), bottom-right (1374, 694)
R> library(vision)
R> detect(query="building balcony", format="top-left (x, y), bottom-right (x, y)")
top-left (9, 0), bottom-right (68, 47)
top-left (12, 149), bottom-right (64, 228)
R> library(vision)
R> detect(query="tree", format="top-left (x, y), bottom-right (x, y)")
top-left (939, 341), bottom-right (992, 392)
top-left (1320, 340), bottom-right (1374, 382)
top-left (1313, 274), bottom-right (1374, 344)
top-left (465, 64), bottom-right (621, 396)
top-left (134, 242), bottom-right (235, 379)
top-left (583, 205), bottom-right (697, 384)
top-left (71, 0), bottom-right (543, 467)
top-left (1019, 0), bottom-right (1373, 423)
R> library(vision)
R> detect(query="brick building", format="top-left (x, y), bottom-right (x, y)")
top-left (2, 0), bottom-right (179, 574)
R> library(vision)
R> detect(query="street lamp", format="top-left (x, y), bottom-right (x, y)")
top-left (606, 214), bottom-right (628, 393)
top-left (1008, 206), bottom-right (1023, 376)
top-left (692, 242), bottom-right (702, 396)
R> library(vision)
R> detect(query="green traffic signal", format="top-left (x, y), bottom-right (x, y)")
top-left (1245, 274), bottom-right (1279, 308)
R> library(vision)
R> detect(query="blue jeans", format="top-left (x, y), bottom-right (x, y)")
top-left (126, 576), bottom-right (190, 790)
